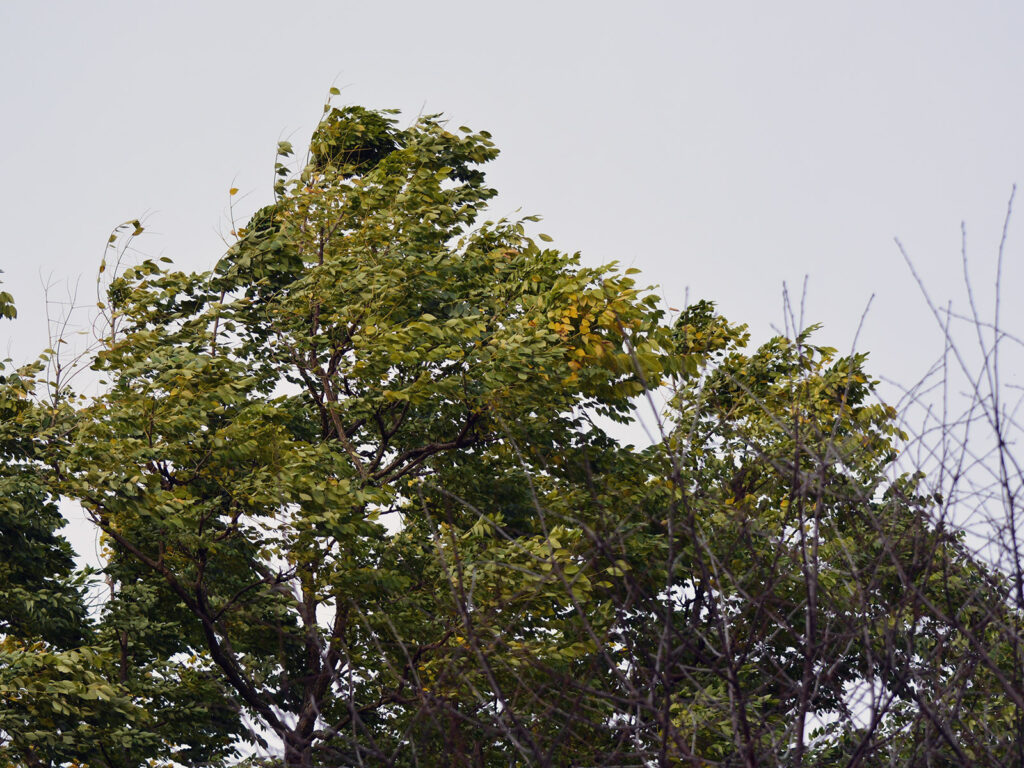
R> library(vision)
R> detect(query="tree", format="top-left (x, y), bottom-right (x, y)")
top-left (2, 103), bottom-right (1020, 766)
top-left (43, 104), bottom-right (666, 766)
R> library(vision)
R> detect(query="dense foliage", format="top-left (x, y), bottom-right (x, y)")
top-left (1, 104), bottom-right (1020, 766)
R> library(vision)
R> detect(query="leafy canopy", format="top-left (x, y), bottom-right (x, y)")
top-left (0, 102), bottom-right (1016, 767)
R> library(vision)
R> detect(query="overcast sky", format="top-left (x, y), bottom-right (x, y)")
top-left (2, 1), bottom-right (1024, 435)
top-left (4, 1), bottom-right (1023, 381)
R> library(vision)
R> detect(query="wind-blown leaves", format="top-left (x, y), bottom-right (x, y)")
top-left (1, 104), bottom-right (1019, 767)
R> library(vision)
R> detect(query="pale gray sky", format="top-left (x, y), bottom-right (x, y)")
top-left (2, 1), bottom-right (1023, 405)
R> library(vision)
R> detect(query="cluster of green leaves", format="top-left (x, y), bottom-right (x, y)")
top-left (0, 271), bottom-right (15, 321)
top-left (1, 103), bottom-right (1019, 767)
top-left (618, 305), bottom-right (1011, 764)
top-left (0, 319), bottom-right (247, 765)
